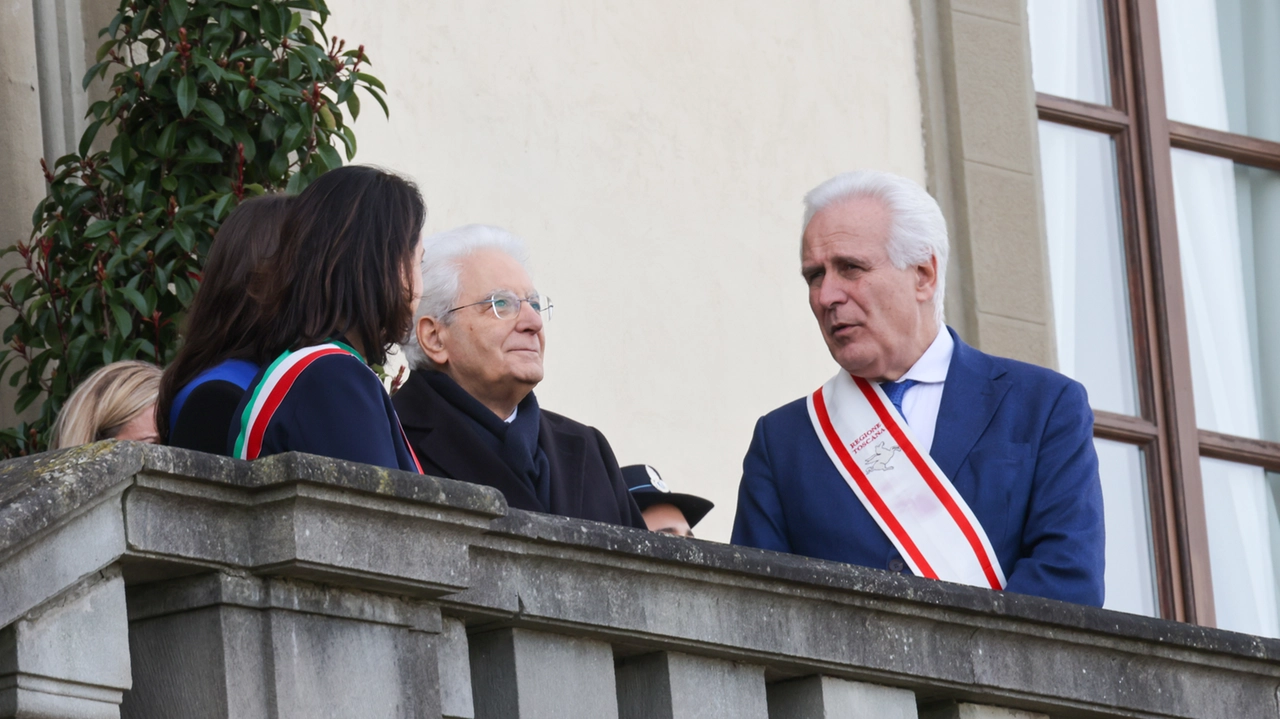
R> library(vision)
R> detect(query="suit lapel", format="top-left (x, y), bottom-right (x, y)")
top-left (931, 329), bottom-right (1011, 480)
top-left (540, 416), bottom-right (586, 517)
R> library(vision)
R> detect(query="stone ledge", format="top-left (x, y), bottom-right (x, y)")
top-left (486, 507), bottom-right (1280, 665)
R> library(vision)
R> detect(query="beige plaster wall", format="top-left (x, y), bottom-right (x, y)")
top-left (326, 0), bottom-right (927, 541)
top-left (0, 0), bottom-right (49, 426)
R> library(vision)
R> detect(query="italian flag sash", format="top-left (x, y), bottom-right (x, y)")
top-left (807, 371), bottom-right (1006, 590)
top-left (233, 342), bottom-right (423, 473)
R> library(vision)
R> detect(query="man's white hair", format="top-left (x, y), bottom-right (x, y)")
top-left (402, 224), bottom-right (533, 371)
top-left (802, 170), bottom-right (949, 326)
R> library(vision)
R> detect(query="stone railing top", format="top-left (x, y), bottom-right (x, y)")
top-left (0, 440), bottom-right (506, 558)
top-left (2, 441), bottom-right (1279, 669)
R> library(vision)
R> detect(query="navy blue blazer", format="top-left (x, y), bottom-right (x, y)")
top-left (731, 328), bottom-right (1105, 607)
top-left (227, 351), bottom-right (420, 474)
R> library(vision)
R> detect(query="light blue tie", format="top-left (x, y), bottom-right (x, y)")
top-left (880, 379), bottom-right (918, 419)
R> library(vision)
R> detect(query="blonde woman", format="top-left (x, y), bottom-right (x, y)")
top-left (50, 360), bottom-right (163, 449)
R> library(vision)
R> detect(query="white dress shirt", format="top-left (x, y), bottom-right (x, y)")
top-left (504, 407), bottom-right (518, 424)
top-left (883, 326), bottom-right (953, 454)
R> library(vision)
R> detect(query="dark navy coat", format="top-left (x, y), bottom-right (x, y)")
top-left (731, 328), bottom-right (1105, 607)
top-left (392, 371), bottom-right (646, 529)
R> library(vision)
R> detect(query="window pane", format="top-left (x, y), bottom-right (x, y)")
top-left (1170, 151), bottom-right (1280, 441)
top-left (1028, 0), bottom-right (1111, 105)
top-left (1200, 457), bottom-right (1280, 637)
top-left (1039, 122), bottom-right (1139, 415)
top-left (1096, 439), bottom-right (1158, 617)
top-left (1158, 0), bottom-right (1280, 142)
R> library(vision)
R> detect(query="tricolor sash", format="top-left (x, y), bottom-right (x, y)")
top-left (807, 371), bottom-right (1006, 590)
top-left (233, 342), bottom-right (423, 473)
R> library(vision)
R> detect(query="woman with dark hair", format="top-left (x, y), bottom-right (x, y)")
top-left (160, 194), bottom-right (293, 453)
top-left (228, 165), bottom-right (425, 472)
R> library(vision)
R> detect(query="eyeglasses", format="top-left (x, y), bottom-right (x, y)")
top-left (447, 291), bottom-right (553, 321)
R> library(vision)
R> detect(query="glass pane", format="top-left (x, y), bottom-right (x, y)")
top-left (1170, 151), bottom-right (1280, 441)
top-left (1039, 122), bottom-right (1139, 415)
top-left (1096, 439), bottom-right (1159, 617)
top-left (1200, 457), bottom-right (1280, 637)
top-left (1028, 0), bottom-right (1112, 105)
top-left (1158, 0), bottom-right (1280, 142)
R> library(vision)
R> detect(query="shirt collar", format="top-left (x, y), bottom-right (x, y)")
top-left (899, 326), bottom-right (953, 384)
top-left (504, 406), bottom-right (518, 424)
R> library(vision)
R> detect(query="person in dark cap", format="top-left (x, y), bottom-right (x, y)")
top-left (622, 465), bottom-right (714, 538)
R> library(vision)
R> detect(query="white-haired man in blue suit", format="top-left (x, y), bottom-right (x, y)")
top-left (731, 170), bottom-right (1104, 606)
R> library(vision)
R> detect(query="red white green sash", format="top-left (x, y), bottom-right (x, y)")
top-left (233, 342), bottom-right (423, 473)
top-left (807, 370), bottom-right (1006, 590)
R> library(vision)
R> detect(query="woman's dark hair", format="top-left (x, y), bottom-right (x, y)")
top-left (156, 194), bottom-right (294, 441)
top-left (248, 165), bottom-right (426, 368)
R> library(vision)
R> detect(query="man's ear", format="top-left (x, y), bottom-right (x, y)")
top-left (915, 255), bottom-right (939, 302)
top-left (417, 315), bottom-right (448, 367)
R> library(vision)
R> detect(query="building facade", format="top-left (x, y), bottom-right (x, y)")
top-left (1, 0), bottom-right (1276, 638)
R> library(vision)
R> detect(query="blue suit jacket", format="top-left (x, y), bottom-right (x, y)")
top-left (731, 328), bottom-right (1105, 606)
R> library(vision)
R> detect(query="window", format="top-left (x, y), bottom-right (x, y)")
top-left (1029, 0), bottom-right (1280, 632)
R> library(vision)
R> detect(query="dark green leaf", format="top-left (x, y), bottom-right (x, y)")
top-left (176, 74), bottom-right (197, 117)
top-left (82, 61), bottom-right (109, 90)
top-left (78, 120), bottom-right (105, 157)
top-left (212, 192), bottom-right (234, 220)
top-left (15, 385), bottom-right (41, 414)
top-left (260, 3), bottom-right (281, 38)
top-left (156, 121), bottom-right (179, 158)
top-left (109, 302), bottom-right (133, 336)
top-left (355, 72), bottom-right (385, 92)
top-left (84, 219), bottom-right (116, 239)
top-left (180, 145), bottom-right (222, 163)
top-left (174, 224), bottom-right (195, 251)
top-left (347, 91), bottom-right (360, 120)
top-left (340, 125), bottom-right (355, 159)
top-left (170, 0), bottom-right (189, 26)
top-left (315, 143), bottom-right (341, 171)
top-left (95, 39), bottom-right (115, 63)
top-left (366, 88), bottom-right (389, 118)
top-left (267, 147), bottom-right (289, 178)
top-left (281, 123), bottom-right (305, 151)
top-left (238, 87), bottom-right (252, 110)
top-left (196, 98), bottom-right (225, 125)
top-left (144, 51), bottom-right (177, 89)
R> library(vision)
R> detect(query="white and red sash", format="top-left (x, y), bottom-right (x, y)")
top-left (233, 342), bottom-right (423, 473)
top-left (807, 371), bottom-right (1006, 590)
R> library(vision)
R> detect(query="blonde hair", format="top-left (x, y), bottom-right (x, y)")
top-left (51, 360), bottom-right (163, 449)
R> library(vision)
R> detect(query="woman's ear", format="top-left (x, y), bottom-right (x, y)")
top-left (417, 315), bottom-right (448, 367)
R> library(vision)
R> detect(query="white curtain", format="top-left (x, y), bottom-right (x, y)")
top-left (1162, 0), bottom-right (1280, 637)
top-left (1040, 124), bottom-right (1080, 380)
top-left (1027, 0), bottom-right (1109, 104)
top-left (1160, 0), bottom-right (1280, 141)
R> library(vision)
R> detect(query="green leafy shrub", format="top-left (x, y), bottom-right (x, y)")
top-left (0, 0), bottom-right (386, 456)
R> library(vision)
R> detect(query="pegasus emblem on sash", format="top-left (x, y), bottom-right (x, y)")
top-left (863, 442), bottom-right (900, 473)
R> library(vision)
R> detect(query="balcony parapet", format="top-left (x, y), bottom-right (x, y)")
top-left (0, 442), bottom-right (1276, 718)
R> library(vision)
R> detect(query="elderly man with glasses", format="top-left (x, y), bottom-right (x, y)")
top-left (394, 224), bottom-right (646, 529)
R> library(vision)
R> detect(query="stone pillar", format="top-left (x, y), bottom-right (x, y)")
top-left (468, 628), bottom-right (618, 719)
top-left (767, 676), bottom-right (918, 719)
top-left (0, 567), bottom-right (131, 719)
top-left (120, 573), bottom-right (443, 719)
top-left (615, 652), bottom-right (767, 719)
top-left (913, 0), bottom-right (1056, 367)
top-left (920, 701), bottom-right (1047, 719)
top-left (438, 618), bottom-right (474, 719)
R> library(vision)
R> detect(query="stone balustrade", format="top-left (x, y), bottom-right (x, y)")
top-left (1, 442), bottom-right (1277, 718)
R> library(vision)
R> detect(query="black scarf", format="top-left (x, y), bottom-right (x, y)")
top-left (421, 371), bottom-right (553, 510)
